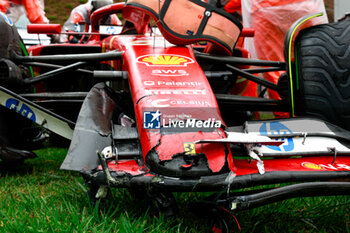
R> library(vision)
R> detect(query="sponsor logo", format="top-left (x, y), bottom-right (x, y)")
top-left (137, 54), bottom-right (194, 67)
top-left (301, 162), bottom-right (323, 170)
top-left (143, 110), bottom-right (221, 129)
top-left (0, 12), bottom-right (13, 26)
top-left (172, 100), bottom-right (211, 106)
top-left (301, 162), bottom-right (350, 171)
top-left (163, 118), bottom-right (221, 129)
top-left (152, 69), bottom-right (189, 76)
top-left (143, 110), bottom-right (161, 129)
top-left (131, 40), bottom-right (149, 46)
top-left (184, 143), bottom-right (196, 155)
top-left (144, 81), bottom-right (201, 87)
top-left (105, 26), bottom-right (119, 35)
top-left (152, 99), bottom-right (171, 108)
top-left (5, 98), bottom-right (36, 121)
top-left (151, 99), bottom-right (211, 108)
top-left (259, 122), bottom-right (294, 152)
top-left (145, 89), bottom-right (206, 95)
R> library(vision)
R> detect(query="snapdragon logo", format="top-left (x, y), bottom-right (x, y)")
top-left (143, 109), bottom-right (222, 131)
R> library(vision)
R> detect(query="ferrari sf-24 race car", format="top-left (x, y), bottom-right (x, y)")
top-left (0, 1), bottom-right (350, 231)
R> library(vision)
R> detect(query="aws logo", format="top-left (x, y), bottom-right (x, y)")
top-left (137, 54), bottom-right (194, 67)
top-left (259, 122), bottom-right (294, 152)
top-left (5, 98), bottom-right (36, 121)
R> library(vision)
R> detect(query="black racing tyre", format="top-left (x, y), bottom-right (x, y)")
top-left (0, 106), bottom-right (31, 147)
top-left (296, 18), bottom-right (350, 130)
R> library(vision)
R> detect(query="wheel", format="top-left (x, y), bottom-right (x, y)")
top-left (0, 106), bottom-right (46, 151)
top-left (296, 18), bottom-right (350, 130)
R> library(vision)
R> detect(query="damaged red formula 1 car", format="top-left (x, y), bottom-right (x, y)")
top-left (1, 1), bottom-right (350, 231)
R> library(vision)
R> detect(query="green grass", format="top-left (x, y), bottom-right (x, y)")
top-left (47, 15), bottom-right (57, 21)
top-left (65, 3), bottom-right (74, 9)
top-left (0, 148), bottom-right (349, 232)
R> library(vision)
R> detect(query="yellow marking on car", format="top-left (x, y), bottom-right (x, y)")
top-left (302, 162), bottom-right (323, 170)
top-left (184, 143), bottom-right (196, 155)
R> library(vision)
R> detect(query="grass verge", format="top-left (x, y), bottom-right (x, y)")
top-left (0, 148), bottom-right (349, 232)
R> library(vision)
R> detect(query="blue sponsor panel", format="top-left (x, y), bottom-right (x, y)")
top-left (259, 122), bottom-right (294, 152)
top-left (105, 26), bottom-right (119, 34)
top-left (5, 98), bottom-right (36, 121)
top-left (143, 110), bottom-right (161, 129)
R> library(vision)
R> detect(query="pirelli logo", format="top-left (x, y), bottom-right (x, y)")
top-left (137, 54), bottom-right (194, 67)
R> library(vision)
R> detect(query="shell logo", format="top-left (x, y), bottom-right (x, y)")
top-left (137, 54), bottom-right (194, 66)
top-left (301, 162), bottom-right (323, 170)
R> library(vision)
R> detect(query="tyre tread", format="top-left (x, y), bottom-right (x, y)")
top-left (297, 19), bottom-right (350, 129)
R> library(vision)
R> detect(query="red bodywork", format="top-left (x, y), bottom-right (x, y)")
top-left (103, 35), bottom-right (232, 173)
top-left (97, 35), bottom-right (350, 177)
top-left (27, 2), bottom-right (350, 181)
top-left (21, 4), bottom-right (350, 228)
